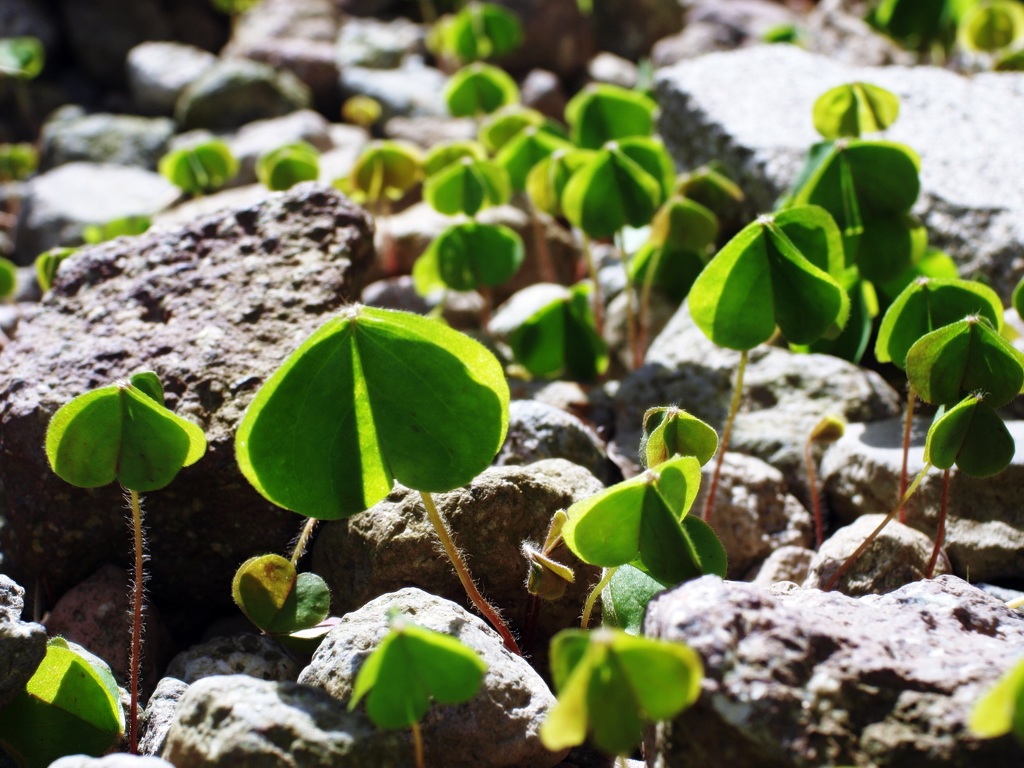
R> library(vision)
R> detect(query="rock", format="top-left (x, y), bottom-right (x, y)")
top-left (0, 0), bottom-right (60, 53)
top-left (165, 633), bottom-right (300, 685)
top-left (50, 756), bottom-right (174, 768)
top-left (161, 675), bottom-right (406, 767)
top-left (0, 183), bottom-right (374, 616)
top-left (602, 287), bottom-right (676, 375)
top-left (11, 163), bottom-right (180, 264)
top-left (221, 109), bottom-right (334, 188)
top-left (318, 124), bottom-right (371, 184)
top-left (489, 282), bottom-right (577, 339)
top-left (335, 16), bottom-right (425, 70)
top-left (586, 52), bottom-right (639, 89)
top-left (127, 42), bottom-right (219, 117)
top-left (821, 417), bottom-right (1024, 582)
top-left (0, 574), bottom-right (46, 710)
top-left (175, 59), bottom-right (312, 133)
top-left (58, 0), bottom-right (171, 86)
top-left (43, 564), bottom-right (174, 695)
top-left (39, 112), bottom-right (175, 171)
top-left (311, 460), bottom-right (605, 655)
top-left (496, 400), bottom-right (615, 485)
top-left (493, 0), bottom-right (595, 79)
top-left (588, 0), bottom-right (683, 59)
top-left (611, 301), bottom-right (901, 490)
top-left (382, 115), bottom-right (478, 148)
top-left (359, 275), bottom-right (484, 330)
top-left (339, 57), bottom-right (447, 121)
top-left (138, 677), bottom-right (189, 758)
top-left (804, 513), bottom-right (950, 596)
top-left (655, 45), bottom-right (1024, 301)
top-left (298, 588), bottom-right (565, 768)
top-left (748, 545), bottom-right (815, 586)
top-left (151, 184), bottom-right (274, 229)
top-left (805, 0), bottom-right (917, 67)
top-left (644, 575), bottom-right (1023, 767)
top-left (698, 453), bottom-right (814, 578)
top-left (520, 69), bottom-right (568, 121)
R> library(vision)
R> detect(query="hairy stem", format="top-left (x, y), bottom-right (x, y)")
top-left (411, 719), bottom-right (425, 768)
top-left (805, 437), bottom-right (824, 549)
top-left (420, 491), bottom-right (521, 655)
top-left (581, 567), bottom-right (616, 629)
top-left (289, 517), bottom-right (319, 567)
top-left (823, 463), bottom-right (931, 592)
top-left (703, 349), bottom-right (748, 523)
top-left (128, 489), bottom-right (144, 755)
top-left (926, 468), bottom-right (951, 578)
top-left (898, 387), bottom-right (916, 524)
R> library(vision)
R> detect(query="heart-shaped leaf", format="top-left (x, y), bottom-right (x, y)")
top-left (423, 157), bottom-right (510, 217)
top-left (343, 140), bottom-right (424, 207)
top-left (969, 656), bottom-right (1024, 740)
top-left (444, 62), bottom-right (520, 117)
top-left (349, 618), bottom-right (487, 729)
top-left (600, 564), bottom-right (671, 636)
top-left (423, 140), bottom-right (488, 178)
top-left (413, 221), bottom-right (524, 294)
top-left (541, 628), bottom-right (702, 756)
top-left (630, 197), bottom-right (718, 302)
top-left (565, 83), bottom-right (656, 150)
top-left (525, 148), bottom-right (595, 218)
top-left (158, 139), bottom-right (238, 194)
top-left (675, 163), bottom-right (745, 221)
top-left (431, 1), bottom-right (523, 63)
top-left (812, 82), bottom-right (900, 140)
top-left (46, 375), bottom-right (207, 492)
top-left (924, 394), bottom-right (1015, 477)
top-left (235, 305), bottom-right (510, 519)
top-left (958, 0), bottom-right (1024, 51)
top-left (495, 127), bottom-right (574, 191)
top-left (34, 246), bottom-right (77, 293)
top-left (232, 554), bottom-right (331, 635)
top-left (640, 406), bottom-right (719, 467)
top-left (479, 105), bottom-right (565, 154)
top-left (0, 36), bottom-right (45, 80)
top-left (256, 142), bottom-right (320, 192)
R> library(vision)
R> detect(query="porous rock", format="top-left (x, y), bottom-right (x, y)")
top-left (0, 183), bottom-right (374, 615)
top-left (0, 574), bottom-right (46, 710)
top-left (298, 588), bottom-right (564, 768)
top-left (644, 575), bottom-right (1024, 767)
top-left (804, 513), bottom-right (950, 596)
top-left (311, 460), bottom-right (604, 651)
top-left (165, 633), bottom-right (300, 685)
top-left (138, 677), bottom-right (189, 758)
top-left (821, 418), bottom-right (1024, 582)
top-left (655, 45), bottom-right (1024, 301)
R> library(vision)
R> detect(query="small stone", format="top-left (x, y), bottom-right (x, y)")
top-left (50, 755), bottom-right (173, 768)
top-left (165, 633), bottom-right (300, 685)
top-left (0, 575), bottom-right (46, 710)
top-left (748, 545), bottom-right (815, 587)
top-left (138, 677), bottom-right (189, 758)
top-left (39, 112), bottom-right (175, 172)
top-left (127, 42), bottom-right (218, 116)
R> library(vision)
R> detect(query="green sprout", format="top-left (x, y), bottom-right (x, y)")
top-left (158, 139), bottom-right (239, 196)
top-left (35, 247), bottom-right (77, 293)
top-left (256, 141), bottom-right (320, 192)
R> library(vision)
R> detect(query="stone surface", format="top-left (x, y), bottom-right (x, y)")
top-left (138, 677), bottom-right (189, 758)
top-left (222, 109), bottom-right (334, 188)
top-left (644, 575), bottom-right (1024, 767)
top-left (493, 0), bottom-right (595, 79)
top-left (338, 57), bottom-right (447, 121)
top-left (50, 756), bottom-right (174, 768)
top-left (175, 59), bottom-right (312, 133)
top-left (39, 112), bottom-right (175, 171)
top-left (655, 45), bottom-right (1024, 301)
top-left (165, 633), bottom-right (300, 685)
top-left (589, 0), bottom-right (683, 59)
top-left (359, 275), bottom-right (484, 330)
top-left (0, 574), bottom-right (46, 710)
top-left (382, 115), bottom-right (478, 148)
top-left (11, 162), bottom-right (180, 264)
top-left (311, 460), bottom-right (604, 654)
top-left (821, 417), bottom-right (1024, 582)
top-left (804, 0), bottom-right (917, 67)
top-left (335, 16), bottom-right (424, 70)
top-left (520, 69), bottom-right (568, 121)
top-left (611, 301), bottom-right (901, 489)
top-left (804, 513), bottom-right (951, 596)
top-left (0, 183), bottom-right (374, 614)
top-left (44, 564), bottom-right (174, 694)
top-left (127, 42), bottom-right (219, 116)
top-left (748, 545), bottom-right (815, 586)
top-left (298, 588), bottom-right (565, 768)
top-left (698, 453), bottom-right (814, 579)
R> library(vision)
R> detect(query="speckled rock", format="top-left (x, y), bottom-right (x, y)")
top-left (138, 677), bottom-right (189, 758)
top-left (804, 513), bottom-right (950, 596)
top-left (39, 111), bottom-right (175, 172)
top-left (644, 575), bottom-right (1024, 767)
top-left (0, 575), bottom-right (46, 710)
top-left (165, 633), bottom-right (300, 685)
top-left (0, 183), bottom-right (374, 617)
top-left (298, 588), bottom-right (565, 768)
top-left (127, 42), bottom-right (219, 116)
top-left (748, 545), bottom-right (815, 586)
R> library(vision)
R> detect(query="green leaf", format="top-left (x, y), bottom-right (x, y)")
top-left (0, 256), bottom-right (15, 300)
top-left (525, 148), bottom-right (594, 218)
top-left (0, 141), bottom-right (38, 182)
top-left (875, 277), bottom-right (1004, 367)
top-left (601, 564), bottom-right (671, 635)
top-left (422, 140), bottom-right (488, 178)
top-left (129, 371), bottom-right (165, 406)
top-left (343, 141), bottom-right (423, 208)
top-left (969, 656), bottom-right (1024, 739)
top-left (444, 63), bottom-right (520, 118)
top-left (423, 157), bottom-right (510, 217)
top-left (413, 221), bottom-right (524, 294)
top-left (799, 274), bottom-right (877, 363)
top-left (34, 247), bottom-right (77, 293)
top-left (479, 106), bottom-right (562, 154)
top-left (0, 36), bottom-right (44, 80)
top-left (159, 139), bottom-right (238, 194)
top-left (432, 2), bottom-right (523, 63)
top-left (907, 316), bottom-right (1024, 407)
top-left (958, 0), bottom-right (1024, 51)
top-left (256, 142), bottom-right (320, 192)
top-left (855, 212), bottom-right (927, 284)
top-left (349, 619), bottom-right (487, 729)
top-left (495, 127), bottom-right (574, 192)
top-left (82, 215), bottom-right (151, 245)
top-left (565, 84), bottom-right (656, 150)
top-left (675, 163), bottom-right (745, 221)
top-left (231, 554), bottom-right (331, 635)
top-left (45, 376), bottom-right (207, 492)
top-left (924, 394), bottom-right (1015, 477)
top-left (235, 306), bottom-right (510, 519)
top-left (1014, 274), bottom-right (1024, 322)
top-left (0, 638), bottom-right (124, 768)
top-left (616, 137), bottom-right (675, 203)
top-left (640, 406), bottom-right (719, 467)
top-left (812, 82), bottom-right (900, 140)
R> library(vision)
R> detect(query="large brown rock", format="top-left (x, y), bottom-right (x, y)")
top-left (0, 183), bottom-right (374, 616)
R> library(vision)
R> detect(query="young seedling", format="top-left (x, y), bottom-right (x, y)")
top-left (804, 414), bottom-right (847, 548)
top-left (674, 162), bottom-right (745, 230)
top-left (423, 156), bottom-right (510, 218)
top-left (0, 255), bottom-right (16, 301)
top-left (478, 105), bottom-right (563, 155)
top-left (256, 141), bottom-right (320, 192)
top-left (422, 139), bottom-right (488, 177)
top-left (0, 141), bottom-right (37, 181)
top-left (444, 63), bottom-right (520, 119)
top-left (564, 83), bottom-right (657, 150)
top-left (639, 405), bottom-right (719, 469)
top-left (341, 95), bottom-right (383, 131)
top-left (969, 655), bottom-right (1024, 744)
top-left (812, 82), bottom-right (900, 140)
top-left (688, 205), bottom-right (848, 522)
top-left (158, 139), bottom-right (239, 196)
top-left (349, 615), bottom-right (487, 768)
top-left (82, 215), bottom-right (151, 245)
top-left (867, 0), bottom-right (959, 55)
top-left (34, 246), bottom-right (77, 293)
top-left (0, 638), bottom-right (124, 768)
top-left (235, 305), bottom-right (520, 653)
top-left (429, 1), bottom-right (523, 68)
top-left (521, 510), bottom-right (575, 653)
top-left (540, 628), bottom-right (702, 762)
top-left (45, 372), bottom-right (207, 753)
top-left (958, 0), bottom-right (1024, 53)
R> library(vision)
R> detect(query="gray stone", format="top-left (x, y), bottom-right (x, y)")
top-left (382, 115), bottom-right (478, 149)
top-left (339, 57), bottom-right (447, 121)
top-left (224, 110), bottom-right (334, 188)
top-left (0, 0), bottom-right (60, 52)
top-left (0, 183), bottom-right (374, 612)
top-left (166, 633), bottom-right (300, 685)
top-left (138, 677), bottom-right (189, 758)
top-left (698, 453), bottom-right (814, 578)
top-left (496, 399), bottom-right (615, 485)
top-left (644, 575), bottom-right (1024, 768)
top-left (651, 0), bottom-right (794, 67)
top-left (49, 756), bottom-right (172, 768)
top-left (175, 59), bottom-right (313, 133)
top-left (748, 545), bottom-right (815, 586)
top-left (39, 112), bottom-right (175, 172)
top-left (805, 0), bottom-right (917, 67)
top-left (655, 45), bottom-right (1024, 301)
top-left (520, 69), bottom-right (568, 121)
top-left (0, 574), bottom-right (46, 710)
top-left (589, 0), bottom-right (682, 60)
top-left (489, 283), bottom-right (578, 340)
top-left (335, 17), bottom-right (425, 70)
top-left (804, 513), bottom-right (950, 596)
top-left (298, 588), bottom-right (565, 768)
top-left (359, 275), bottom-right (484, 331)
top-left (127, 42), bottom-right (219, 116)
top-left (11, 163), bottom-right (180, 264)
top-left (311, 460), bottom-right (604, 656)
top-left (59, 0), bottom-right (171, 86)
top-left (821, 417), bottom-right (1024, 582)
top-left (586, 52), bottom-right (639, 89)
top-left (611, 301), bottom-right (901, 489)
